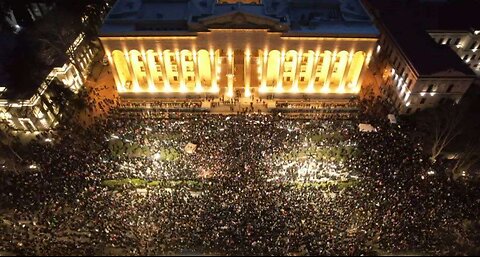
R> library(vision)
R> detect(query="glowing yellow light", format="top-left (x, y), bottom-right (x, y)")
top-left (195, 85), bottom-right (203, 93)
top-left (276, 85), bottom-right (284, 93)
top-left (290, 85), bottom-right (299, 93)
top-left (259, 86), bottom-right (267, 93)
top-left (180, 84), bottom-right (187, 93)
top-left (211, 85), bottom-right (220, 93)
top-left (321, 86), bottom-right (330, 93)
top-left (306, 85), bottom-right (314, 93)
top-left (336, 86), bottom-right (345, 94)
top-left (226, 89), bottom-right (234, 98)
top-left (164, 84), bottom-right (172, 93)
top-left (245, 88), bottom-right (251, 97)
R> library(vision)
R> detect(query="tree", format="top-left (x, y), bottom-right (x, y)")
top-left (416, 101), bottom-right (466, 162)
top-left (0, 129), bottom-right (22, 161)
top-left (34, 7), bottom-right (87, 84)
top-left (450, 140), bottom-right (480, 180)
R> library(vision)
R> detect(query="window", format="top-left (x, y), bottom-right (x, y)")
top-left (158, 76), bottom-right (163, 81)
top-left (286, 77), bottom-right (291, 82)
top-left (156, 66), bottom-right (162, 72)
top-left (154, 56), bottom-right (160, 63)
top-left (454, 38), bottom-right (461, 45)
top-left (420, 98), bottom-right (426, 104)
top-left (138, 56), bottom-right (143, 62)
top-left (140, 67), bottom-right (145, 72)
top-left (315, 77), bottom-right (320, 82)
top-left (446, 38), bottom-right (451, 44)
top-left (407, 79), bottom-right (413, 89)
top-left (171, 66), bottom-right (177, 72)
top-left (300, 77), bottom-right (305, 82)
top-left (463, 55), bottom-right (469, 60)
top-left (426, 84), bottom-right (434, 93)
top-left (170, 56), bottom-right (175, 62)
top-left (470, 42), bottom-right (477, 49)
top-left (447, 84), bottom-right (454, 93)
top-left (188, 76), bottom-right (192, 81)
top-left (173, 76), bottom-right (178, 81)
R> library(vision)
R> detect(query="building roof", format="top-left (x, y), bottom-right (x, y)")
top-left (365, 0), bottom-right (475, 77)
top-left (100, 0), bottom-right (378, 37)
top-left (418, 0), bottom-right (480, 32)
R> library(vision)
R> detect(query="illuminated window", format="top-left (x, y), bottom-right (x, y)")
top-left (315, 77), bottom-right (320, 82)
top-left (137, 56), bottom-right (143, 62)
top-left (300, 77), bottom-right (305, 82)
top-left (170, 56), bottom-right (175, 62)
top-left (174, 76), bottom-right (178, 81)
top-left (286, 77), bottom-right (291, 82)
top-left (426, 84), bottom-right (434, 93)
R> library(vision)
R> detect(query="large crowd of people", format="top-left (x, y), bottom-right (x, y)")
top-left (0, 113), bottom-right (479, 256)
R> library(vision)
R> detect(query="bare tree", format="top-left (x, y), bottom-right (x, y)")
top-left (35, 8), bottom-right (86, 84)
top-left (417, 102), bottom-right (466, 162)
top-left (451, 139), bottom-right (480, 180)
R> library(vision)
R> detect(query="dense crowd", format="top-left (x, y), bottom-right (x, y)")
top-left (0, 113), bottom-right (479, 256)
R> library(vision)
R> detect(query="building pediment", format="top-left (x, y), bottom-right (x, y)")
top-left (199, 11), bottom-right (287, 31)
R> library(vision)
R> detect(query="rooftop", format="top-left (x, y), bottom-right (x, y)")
top-left (100, 0), bottom-right (378, 37)
top-left (365, 0), bottom-right (475, 77)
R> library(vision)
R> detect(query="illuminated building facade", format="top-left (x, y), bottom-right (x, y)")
top-left (364, 0), bottom-right (477, 115)
top-left (100, 0), bottom-right (378, 101)
top-left (0, 34), bottom-right (97, 132)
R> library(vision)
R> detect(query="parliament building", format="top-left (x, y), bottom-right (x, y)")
top-left (99, 0), bottom-right (379, 102)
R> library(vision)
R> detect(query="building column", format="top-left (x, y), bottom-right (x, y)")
top-left (323, 52), bottom-right (337, 90)
top-left (193, 51), bottom-right (202, 92)
top-left (339, 53), bottom-right (353, 89)
top-left (307, 52), bottom-right (320, 92)
top-left (176, 51), bottom-right (186, 91)
top-left (227, 50), bottom-right (234, 97)
top-left (210, 50), bottom-right (218, 92)
top-left (244, 50), bottom-right (251, 97)
top-left (353, 54), bottom-right (370, 92)
top-left (107, 53), bottom-right (122, 91)
top-left (158, 51), bottom-right (171, 91)
top-left (125, 53), bottom-right (139, 91)
top-left (276, 52), bottom-right (285, 92)
top-left (260, 51), bottom-right (268, 91)
top-left (292, 52), bottom-right (303, 92)
top-left (142, 52), bottom-right (155, 91)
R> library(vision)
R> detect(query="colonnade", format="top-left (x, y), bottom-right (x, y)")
top-left (107, 48), bottom-right (371, 96)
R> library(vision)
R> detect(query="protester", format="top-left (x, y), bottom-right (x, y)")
top-left (0, 113), bottom-right (478, 256)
